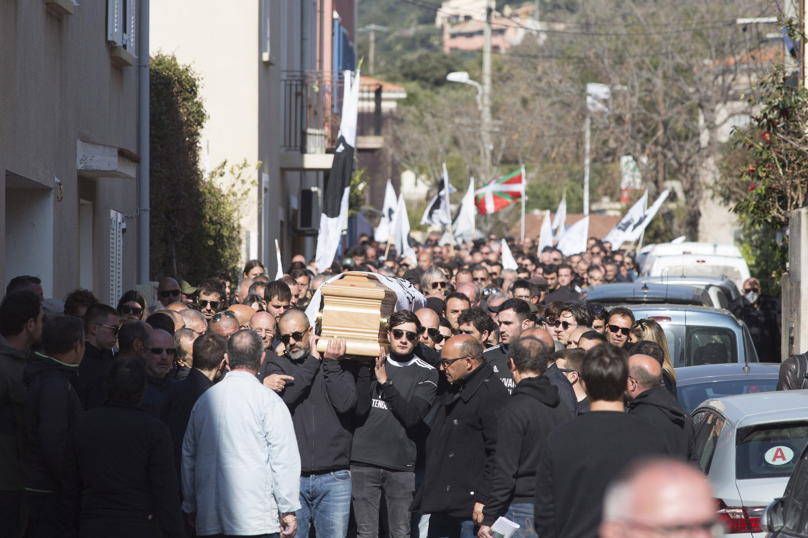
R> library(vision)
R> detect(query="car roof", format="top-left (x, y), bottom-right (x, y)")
top-left (697, 391), bottom-right (808, 427)
top-left (621, 304), bottom-right (743, 327)
top-left (584, 283), bottom-right (709, 305)
top-left (649, 242), bottom-right (743, 258)
top-left (675, 363), bottom-right (780, 386)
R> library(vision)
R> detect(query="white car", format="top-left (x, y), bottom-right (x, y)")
top-left (640, 242), bottom-right (751, 290)
top-left (694, 392), bottom-right (808, 536)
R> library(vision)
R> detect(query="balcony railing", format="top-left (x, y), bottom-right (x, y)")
top-left (282, 71), bottom-right (385, 153)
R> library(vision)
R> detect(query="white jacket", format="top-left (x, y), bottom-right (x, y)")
top-left (182, 370), bottom-right (301, 536)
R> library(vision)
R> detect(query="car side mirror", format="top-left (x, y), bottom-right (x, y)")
top-left (761, 498), bottom-right (784, 532)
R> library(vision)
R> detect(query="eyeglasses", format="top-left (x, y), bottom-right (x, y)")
top-left (557, 368), bottom-right (576, 374)
top-left (392, 329), bottom-right (418, 342)
top-left (279, 331), bottom-right (307, 345)
top-left (211, 311), bottom-right (237, 323)
top-left (743, 287), bottom-right (760, 293)
top-left (199, 299), bottom-right (220, 310)
top-left (545, 318), bottom-right (573, 331)
top-left (425, 327), bottom-right (444, 343)
top-left (159, 289), bottom-right (181, 299)
top-left (97, 324), bottom-right (120, 337)
top-left (431, 281), bottom-right (448, 290)
top-left (439, 356), bottom-right (468, 368)
top-left (608, 324), bottom-right (632, 336)
top-left (121, 305), bottom-right (143, 316)
top-left (148, 347), bottom-right (176, 356)
top-left (472, 277), bottom-right (487, 283)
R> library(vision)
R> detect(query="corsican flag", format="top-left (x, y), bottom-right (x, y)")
top-left (374, 179), bottom-right (397, 243)
top-left (602, 191), bottom-right (648, 250)
top-left (421, 164), bottom-right (456, 227)
top-left (314, 70), bottom-right (361, 273)
top-left (501, 239), bottom-right (518, 270)
top-left (392, 194), bottom-right (417, 266)
top-left (556, 216), bottom-right (589, 256)
top-left (474, 168), bottom-right (524, 215)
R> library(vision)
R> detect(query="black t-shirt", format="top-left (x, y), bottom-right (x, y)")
top-left (351, 355), bottom-right (438, 471)
top-left (484, 344), bottom-right (515, 393)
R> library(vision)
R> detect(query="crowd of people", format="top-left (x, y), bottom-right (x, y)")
top-left (0, 233), bottom-right (727, 538)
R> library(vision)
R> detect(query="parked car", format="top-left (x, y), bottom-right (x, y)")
top-left (582, 282), bottom-right (713, 307)
top-left (693, 392), bottom-right (808, 536)
top-left (637, 275), bottom-right (742, 308)
top-left (675, 363), bottom-right (780, 414)
top-left (642, 254), bottom-right (751, 291)
top-left (760, 428), bottom-right (808, 536)
top-left (628, 305), bottom-right (759, 368)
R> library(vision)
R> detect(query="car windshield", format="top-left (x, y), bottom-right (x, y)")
top-left (736, 423), bottom-right (808, 480)
top-left (677, 379), bottom-right (778, 414)
top-left (661, 265), bottom-right (743, 284)
top-left (660, 324), bottom-right (739, 367)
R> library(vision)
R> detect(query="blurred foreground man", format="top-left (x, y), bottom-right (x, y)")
top-left (412, 335), bottom-right (509, 538)
top-left (599, 459), bottom-right (719, 538)
top-left (182, 330), bottom-right (300, 537)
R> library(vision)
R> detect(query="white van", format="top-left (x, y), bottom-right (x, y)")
top-left (642, 254), bottom-right (750, 290)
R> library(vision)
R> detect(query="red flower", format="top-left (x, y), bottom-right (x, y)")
top-left (748, 183), bottom-right (756, 191)
top-left (763, 131), bottom-right (771, 142)
top-left (748, 165), bottom-right (756, 174)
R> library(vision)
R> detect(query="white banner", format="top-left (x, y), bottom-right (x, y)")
top-left (556, 216), bottom-right (589, 256)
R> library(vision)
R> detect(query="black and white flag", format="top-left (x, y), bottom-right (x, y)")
top-left (315, 70), bottom-right (361, 272)
top-left (420, 163), bottom-right (456, 227)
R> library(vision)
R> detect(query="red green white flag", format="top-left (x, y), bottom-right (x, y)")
top-left (474, 168), bottom-right (524, 215)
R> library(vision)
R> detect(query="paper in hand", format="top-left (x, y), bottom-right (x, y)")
top-left (490, 516), bottom-right (520, 538)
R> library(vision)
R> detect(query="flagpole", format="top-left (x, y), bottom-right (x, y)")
top-left (520, 165), bottom-right (526, 242)
top-left (384, 234), bottom-right (392, 260)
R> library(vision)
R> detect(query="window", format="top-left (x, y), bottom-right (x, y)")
top-left (736, 423), bottom-right (808, 480)
top-left (692, 411), bottom-right (724, 474)
top-left (109, 210), bottom-right (124, 305)
top-left (261, 0), bottom-right (271, 63)
top-left (678, 379), bottom-right (778, 414)
top-left (687, 326), bottom-right (738, 366)
top-left (107, 0), bottom-right (137, 64)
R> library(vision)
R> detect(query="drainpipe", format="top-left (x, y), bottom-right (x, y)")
top-left (138, 0), bottom-right (150, 284)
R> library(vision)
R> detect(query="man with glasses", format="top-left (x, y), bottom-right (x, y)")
top-left (729, 277), bottom-right (781, 364)
top-left (196, 279), bottom-right (227, 321)
top-left (421, 268), bottom-right (449, 299)
top-left (486, 299), bottom-right (532, 393)
top-left (555, 348), bottom-right (589, 414)
top-left (599, 459), bottom-right (720, 538)
top-left (263, 309), bottom-right (365, 538)
top-left (412, 335), bottom-right (509, 538)
top-left (156, 277), bottom-right (182, 308)
top-left (74, 304), bottom-right (120, 411)
top-left (249, 311), bottom-right (276, 350)
top-left (551, 303), bottom-right (592, 345)
top-left (457, 307), bottom-right (496, 350)
top-left (208, 311), bottom-right (239, 338)
top-left (604, 307), bottom-right (635, 348)
top-left (471, 265), bottom-right (491, 287)
top-left (587, 266), bottom-right (605, 287)
top-left (351, 311), bottom-right (438, 538)
top-left (140, 329), bottom-right (178, 417)
top-left (415, 308), bottom-right (442, 350)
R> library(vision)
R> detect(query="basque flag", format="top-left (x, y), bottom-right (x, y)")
top-left (315, 70), bottom-right (361, 272)
top-left (474, 168), bottom-right (524, 215)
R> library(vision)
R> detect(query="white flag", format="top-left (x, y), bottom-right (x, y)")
top-left (501, 239), bottom-right (518, 270)
top-left (392, 194), bottom-right (417, 266)
top-left (602, 191), bottom-right (648, 249)
top-left (556, 216), bottom-right (589, 256)
top-left (586, 83), bottom-right (611, 113)
top-left (374, 179), bottom-right (397, 242)
top-left (275, 239), bottom-right (284, 280)
top-left (538, 210), bottom-right (554, 254)
top-left (443, 179), bottom-right (477, 244)
top-left (420, 164), bottom-right (456, 227)
top-left (623, 190), bottom-right (669, 242)
top-left (552, 198), bottom-right (567, 235)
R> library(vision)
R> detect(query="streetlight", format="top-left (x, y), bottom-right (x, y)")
top-left (447, 71), bottom-right (490, 182)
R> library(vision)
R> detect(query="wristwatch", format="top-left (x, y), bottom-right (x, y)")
top-left (383, 379), bottom-right (394, 388)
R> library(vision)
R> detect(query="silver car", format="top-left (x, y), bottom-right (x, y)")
top-left (636, 275), bottom-right (742, 308)
top-left (628, 305), bottom-right (759, 367)
top-left (694, 392), bottom-right (808, 536)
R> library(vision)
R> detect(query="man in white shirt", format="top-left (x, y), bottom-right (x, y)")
top-left (182, 330), bottom-right (300, 537)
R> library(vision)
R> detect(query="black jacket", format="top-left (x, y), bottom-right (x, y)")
top-left (160, 368), bottom-right (214, 477)
top-left (778, 353), bottom-right (808, 390)
top-left (729, 294), bottom-right (780, 363)
top-left (412, 361), bottom-right (510, 520)
top-left (63, 402), bottom-right (184, 537)
top-left (545, 362), bottom-right (578, 414)
top-left (482, 376), bottom-right (573, 526)
top-left (662, 369), bottom-right (678, 400)
top-left (72, 343), bottom-right (114, 411)
top-left (23, 352), bottom-right (83, 492)
top-left (261, 354), bottom-right (367, 473)
top-left (141, 375), bottom-right (177, 417)
top-left (628, 386), bottom-right (698, 464)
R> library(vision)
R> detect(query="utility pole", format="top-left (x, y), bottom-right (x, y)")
top-left (583, 115), bottom-right (590, 215)
top-left (482, 0), bottom-right (493, 183)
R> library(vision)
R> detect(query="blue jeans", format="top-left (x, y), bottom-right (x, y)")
top-left (297, 471), bottom-right (352, 538)
top-left (425, 513), bottom-right (475, 538)
top-left (504, 503), bottom-right (537, 538)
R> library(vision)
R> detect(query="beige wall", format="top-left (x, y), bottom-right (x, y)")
top-left (0, 1), bottom-right (141, 305)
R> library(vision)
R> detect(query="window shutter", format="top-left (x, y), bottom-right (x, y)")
top-left (126, 0), bottom-right (136, 52)
top-left (107, 0), bottom-right (123, 46)
top-left (109, 210), bottom-right (124, 304)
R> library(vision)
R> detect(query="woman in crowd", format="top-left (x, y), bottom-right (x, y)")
top-left (117, 290), bottom-right (150, 321)
top-left (630, 318), bottom-right (677, 393)
top-left (242, 259), bottom-right (265, 280)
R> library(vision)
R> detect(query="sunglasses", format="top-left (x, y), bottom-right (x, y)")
top-left (545, 318), bottom-right (573, 331)
top-left (97, 324), bottom-right (120, 337)
top-left (391, 329), bottom-right (418, 342)
top-left (431, 281), bottom-right (448, 289)
top-left (159, 289), bottom-right (181, 299)
top-left (425, 327), bottom-right (445, 343)
top-left (608, 324), bottom-right (632, 336)
top-left (473, 277), bottom-right (487, 283)
top-left (121, 305), bottom-right (142, 316)
top-left (439, 356), bottom-right (468, 368)
top-left (211, 311), bottom-right (237, 323)
top-left (743, 287), bottom-right (760, 293)
top-left (199, 300), bottom-right (220, 310)
top-left (149, 347), bottom-right (176, 356)
top-left (279, 331), bottom-right (307, 345)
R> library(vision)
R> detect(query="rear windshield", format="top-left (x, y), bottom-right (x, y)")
top-left (661, 325), bottom-right (739, 367)
top-left (678, 379), bottom-right (778, 414)
top-left (659, 265), bottom-right (743, 284)
top-left (736, 423), bottom-right (808, 480)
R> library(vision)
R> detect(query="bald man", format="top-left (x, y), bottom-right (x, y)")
top-left (600, 459), bottom-right (718, 538)
top-left (627, 355), bottom-right (697, 464)
top-left (413, 335), bottom-right (509, 536)
top-left (228, 304), bottom-right (257, 330)
top-left (157, 277), bottom-right (182, 307)
top-left (155, 309), bottom-right (185, 332)
top-left (209, 314), bottom-right (239, 339)
top-left (521, 327), bottom-right (577, 414)
top-left (249, 311), bottom-right (276, 350)
top-left (456, 282), bottom-right (480, 308)
top-left (167, 301), bottom-right (188, 312)
top-left (566, 327), bottom-right (590, 349)
top-left (415, 308), bottom-right (440, 349)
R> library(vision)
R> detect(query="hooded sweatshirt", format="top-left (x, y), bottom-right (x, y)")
top-left (628, 385), bottom-right (698, 465)
top-left (481, 375), bottom-right (573, 526)
top-left (23, 352), bottom-right (83, 492)
top-left (0, 335), bottom-right (31, 491)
